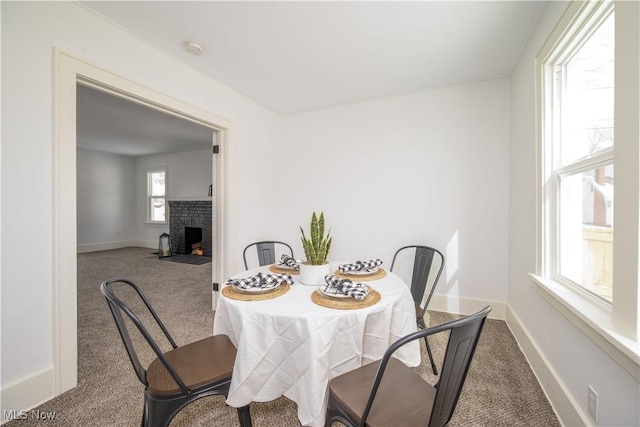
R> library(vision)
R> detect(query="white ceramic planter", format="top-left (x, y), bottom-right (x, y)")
top-left (299, 262), bottom-right (331, 286)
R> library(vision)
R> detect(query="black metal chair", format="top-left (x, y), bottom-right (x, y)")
top-left (390, 245), bottom-right (445, 375)
top-left (325, 306), bottom-right (491, 427)
top-left (242, 240), bottom-right (294, 270)
top-left (100, 278), bottom-right (252, 427)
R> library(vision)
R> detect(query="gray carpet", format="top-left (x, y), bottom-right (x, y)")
top-left (6, 247), bottom-right (559, 426)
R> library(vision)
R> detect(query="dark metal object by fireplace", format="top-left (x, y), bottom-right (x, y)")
top-left (158, 233), bottom-right (173, 258)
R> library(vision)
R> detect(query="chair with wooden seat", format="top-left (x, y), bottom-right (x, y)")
top-left (325, 306), bottom-right (491, 427)
top-left (100, 278), bottom-right (252, 427)
top-left (242, 240), bottom-right (294, 270)
top-left (390, 245), bottom-right (445, 375)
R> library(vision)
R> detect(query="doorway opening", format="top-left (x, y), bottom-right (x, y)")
top-left (55, 50), bottom-right (237, 396)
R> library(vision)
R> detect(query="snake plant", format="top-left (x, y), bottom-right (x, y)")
top-left (300, 211), bottom-right (332, 265)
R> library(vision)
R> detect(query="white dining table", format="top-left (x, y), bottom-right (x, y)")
top-left (213, 261), bottom-right (421, 427)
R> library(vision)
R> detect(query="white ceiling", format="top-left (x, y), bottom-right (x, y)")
top-left (77, 85), bottom-right (214, 156)
top-left (76, 1), bottom-right (546, 155)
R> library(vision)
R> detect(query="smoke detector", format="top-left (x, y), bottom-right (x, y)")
top-left (185, 40), bottom-right (205, 56)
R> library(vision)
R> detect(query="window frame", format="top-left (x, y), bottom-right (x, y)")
top-left (146, 166), bottom-right (168, 224)
top-left (545, 2), bottom-right (615, 302)
top-left (533, 0), bottom-right (639, 377)
top-left (553, 158), bottom-right (615, 300)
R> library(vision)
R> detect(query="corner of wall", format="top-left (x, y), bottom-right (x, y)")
top-left (429, 294), bottom-right (506, 320)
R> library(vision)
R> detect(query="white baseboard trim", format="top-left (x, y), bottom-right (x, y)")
top-left (1, 367), bottom-right (55, 425)
top-left (76, 240), bottom-right (137, 253)
top-left (134, 240), bottom-right (157, 249)
top-left (506, 306), bottom-right (589, 427)
top-left (76, 240), bottom-right (156, 253)
top-left (429, 294), bottom-right (506, 320)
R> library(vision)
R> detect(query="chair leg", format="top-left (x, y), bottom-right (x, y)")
top-left (325, 407), bottom-right (335, 427)
top-left (424, 335), bottom-right (438, 375)
top-left (236, 405), bottom-right (252, 427)
top-left (145, 392), bottom-right (188, 427)
top-left (141, 396), bottom-right (148, 427)
top-left (325, 395), bottom-right (355, 427)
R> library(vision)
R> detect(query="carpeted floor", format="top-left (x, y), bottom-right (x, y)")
top-left (6, 247), bottom-right (559, 426)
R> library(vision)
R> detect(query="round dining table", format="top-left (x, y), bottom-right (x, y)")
top-left (213, 261), bottom-right (421, 427)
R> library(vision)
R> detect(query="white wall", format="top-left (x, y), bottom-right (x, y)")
top-left (508, 2), bottom-right (640, 426)
top-left (1, 0), bottom-right (281, 407)
top-left (135, 149), bottom-right (213, 247)
top-left (76, 149), bottom-right (136, 250)
top-left (76, 148), bottom-right (213, 251)
top-left (278, 78), bottom-right (510, 307)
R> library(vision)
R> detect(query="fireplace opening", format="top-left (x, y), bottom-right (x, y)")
top-left (184, 227), bottom-right (203, 256)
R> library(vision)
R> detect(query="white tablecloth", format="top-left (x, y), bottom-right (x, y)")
top-left (213, 262), bottom-right (420, 427)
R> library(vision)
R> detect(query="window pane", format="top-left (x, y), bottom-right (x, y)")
top-left (561, 13), bottom-right (614, 165)
top-left (559, 165), bottom-right (613, 302)
top-left (150, 172), bottom-right (165, 196)
top-left (150, 197), bottom-right (165, 222)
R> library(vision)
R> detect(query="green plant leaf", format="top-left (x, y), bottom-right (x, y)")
top-left (318, 212), bottom-right (325, 243)
top-left (300, 211), bottom-right (331, 265)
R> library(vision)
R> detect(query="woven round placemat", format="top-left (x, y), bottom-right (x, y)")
top-left (311, 288), bottom-right (381, 310)
top-left (334, 268), bottom-right (387, 281)
top-left (222, 283), bottom-right (290, 301)
top-left (269, 265), bottom-right (300, 275)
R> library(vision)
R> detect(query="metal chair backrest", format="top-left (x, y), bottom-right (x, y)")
top-left (243, 241), bottom-right (293, 270)
top-left (361, 306), bottom-right (492, 427)
top-left (100, 278), bottom-right (189, 395)
top-left (390, 245), bottom-right (445, 315)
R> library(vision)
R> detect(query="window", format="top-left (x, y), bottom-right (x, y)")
top-left (549, 6), bottom-right (615, 302)
top-left (535, 0), bottom-right (640, 350)
top-left (147, 168), bottom-right (167, 223)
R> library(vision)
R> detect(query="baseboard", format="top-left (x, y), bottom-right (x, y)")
top-left (506, 306), bottom-right (589, 427)
top-left (133, 240), bottom-right (157, 249)
top-left (76, 240), bottom-right (157, 253)
top-left (429, 294), bottom-right (506, 320)
top-left (1, 368), bottom-right (55, 425)
top-left (76, 240), bottom-right (137, 253)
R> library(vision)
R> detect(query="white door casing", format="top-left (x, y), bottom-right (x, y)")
top-left (54, 50), bottom-right (237, 394)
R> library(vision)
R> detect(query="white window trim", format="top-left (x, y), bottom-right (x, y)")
top-left (146, 166), bottom-right (168, 224)
top-left (533, 0), bottom-right (640, 377)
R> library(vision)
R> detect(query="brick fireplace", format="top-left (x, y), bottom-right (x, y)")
top-left (167, 201), bottom-right (212, 257)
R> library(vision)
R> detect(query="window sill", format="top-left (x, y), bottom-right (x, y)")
top-left (145, 221), bottom-right (168, 226)
top-left (529, 273), bottom-right (640, 380)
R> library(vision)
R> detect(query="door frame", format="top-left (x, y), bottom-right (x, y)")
top-left (54, 50), bottom-right (237, 394)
